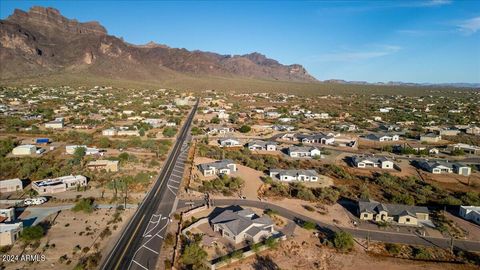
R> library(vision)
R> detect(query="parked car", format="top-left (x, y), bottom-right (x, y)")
top-left (24, 197), bottom-right (47, 205)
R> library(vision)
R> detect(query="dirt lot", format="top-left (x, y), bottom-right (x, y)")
top-left (194, 157), bottom-right (264, 199)
top-left (224, 226), bottom-right (477, 270)
top-left (3, 208), bottom-right (133, 270)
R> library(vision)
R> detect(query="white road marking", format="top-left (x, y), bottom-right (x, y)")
top-left (169, 179), bottom-right (180, 184)
top-left (131, 260), bottom-right (148, 270)
top-left (142, 244), bottom-right (159, 254)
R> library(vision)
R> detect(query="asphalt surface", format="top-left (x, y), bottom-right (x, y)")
top-left (101, 100), bottom-right (198, 270)
top-left (179, 198), bottom-right (480, 252)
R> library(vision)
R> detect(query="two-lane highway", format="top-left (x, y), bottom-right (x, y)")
top-left (101, 99), bottom-right (198, 270)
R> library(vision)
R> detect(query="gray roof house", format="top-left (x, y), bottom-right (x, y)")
top-left (218, 138), bottom-right (241, 148)
top-left (351, 155), bottom-right (394, 169)
top-left (210, 207), bottom-right (275, 244)
top-left (198, 159), bottom-right (237, 176)
top-left (416, 160), bottom-right (471, 176)
top-left (287, 146), bottom-right (321, 158)
top-left (269, 169), bottom-right (318, 182)
top-left (296, 133), bottom-right (335, 145)
top-left (246, 140), bottom-right (277, 151)
top-left (358, 199), bottom-right (430, 226)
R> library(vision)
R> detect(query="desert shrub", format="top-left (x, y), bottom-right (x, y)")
top-left (302, 221), bottom-right (317, 230)
top-left (333, 231), bottom-right (354, 252)
top-left (72, 198), bottom-right (95, 213)
top-left (20, 225), bottom-right (44, 242)
top-left (385, 243), bottom-right (401, 255)
top-left (412, 247), bottom-right (432, 260)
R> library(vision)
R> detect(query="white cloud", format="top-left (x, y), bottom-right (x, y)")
top-left (458, 17), bottom-right (480, 35)
top-left (312, 45), bottom-right (401, 62)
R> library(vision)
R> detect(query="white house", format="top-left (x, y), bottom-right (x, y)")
top-left (218, 138), bottom-right (241, 148)
top-left (198, 159), bottom-right (237, 176)
top-left (206, 126), bottom-right (234, 135)
top-left (32, 175), bottom-right (88, 194)
top-left (420, 133), bottom-right (441, 143)
top-left (459, 206), bottom-right (480, 225)
top-left (352, 155), bottom-right (394, 169)
top-left (12, 145), bottom-right (36, 156)
top-left (0, 222), bottom-right (23, 246)
top-left (287, 146), bottom-right (321, 158)
top-left (65, 145), bottom-right (100, 155)
top-left (0, 178), bottom-right (23, 193)
top-left (246, 140), bottom-right (277, 151)
top-left (102, 128), bottom-right (117, 136)
top-left (45, 117), bottom-right (64, 129)
top-left (269, 169), bottom-right (318, 182)
top-left (416, 161), bottom-right (471, 176)
top-left (365, 134), bottom-right (400, 142)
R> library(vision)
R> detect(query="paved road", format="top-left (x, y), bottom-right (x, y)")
top-left (101, 100), bottom-right (198, 270)
top-left (178, 198), bottom-right (480, 252)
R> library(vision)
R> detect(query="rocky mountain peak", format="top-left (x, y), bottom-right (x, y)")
top-left (7, 6), bottom-right (107, 35)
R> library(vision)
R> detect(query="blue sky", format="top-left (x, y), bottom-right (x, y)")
top-left (1, 0), bottom-right (479, 83)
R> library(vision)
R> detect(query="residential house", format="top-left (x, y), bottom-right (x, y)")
top-left (287, 146), bottom-right (321, 158)
top-left (117, 130), bottom-right (140, 136)
top-left (87, 160), bottom-right (119, 172)
top-left (102, 128), bottom-right (117, 136)
top-left (12, 145), bottom-right (36, 156)
top-left (416, 161), bottom-right (471, 176)
top-left (218, 138), bottom-right (241, 148)
top-left (45, 117), bottom-right (64, 129)
top-left (0, 178), bottom-right (23, 193)
top-left (0, 208), bottom-right (15, 222)
top-left (206, 125), bottom-right (234, 135)
top-left (65, 145), bottom-right (100, 155)
top-left (449, 143), bottom-right (480, 155)
top-left (459, 206), bottom-right (480, 225)
top-left (272, 125), bottom-right (294, 132)
top-left (246, 140), bottom-right (277, 151)
top-left (420, 133), bottom-right (441, 143)
top-left (269, 169), bottom-right (318, 182)
top-left (0, 222), bottom-right (23, 246)
top-left (210, 207), bottom-right (275, 244)
top-left (351, 155), bottom-right (394, 169)
top-left (358, 199), bottom-right (430, 226)
top-left (142, 118), bottom-right (164, 128)
top-left (32, 175), bottom-right (88, 194)
top-left (198, 159), bottom-right (237, 176)
top-left (297, 133), bottom-right (335, 145)
top-left (365, 133), bottom-right (400, 142)
top-left (466, 126), bottom-right (480, 135)
top-left (439, 128), bottom-right (460, 136)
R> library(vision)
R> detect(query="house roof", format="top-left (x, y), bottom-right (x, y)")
top-left (359, 200), bottom-right (429, 216)
top-left (352, 155), bottom-right (393, 164)
top-left (288, 146), bottom-right (319, 153)
top-left (270, 169), bottom-right (318, 177)
top-left (199, 159), bottom-right (235, 171)
top-left (211, 207), bottom-right (273, 237)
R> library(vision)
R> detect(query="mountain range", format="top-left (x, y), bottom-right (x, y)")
top-left (0, 6), bottom-right (317, 83)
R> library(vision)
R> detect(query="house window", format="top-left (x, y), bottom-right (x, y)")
top-left (406, 218), bottom-right (410, 222)
top-left (363, 214), bottom-right (368, 218)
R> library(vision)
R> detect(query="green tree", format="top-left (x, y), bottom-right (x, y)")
top-left (163, 127), bottom-right (177, 137)
top-left (180, 242), bottom-right (207, 269)
top-left (239, 125), bottom-right (252, 133)
top-left (72, 198), bottom-right (95, 213)
top-left (333, 231), bottom-right (354, 252)
top-left (20, 225), bottom-right (44, 242)
top-left (72, 146), bottom-right (86, 165)
top-left (98, 137), bottom-right (111, 148)
top-left (139, 128), bottom-right (146, 137)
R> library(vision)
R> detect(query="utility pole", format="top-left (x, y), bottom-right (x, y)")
top-left (366, 231), bottom-right (370, 251)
